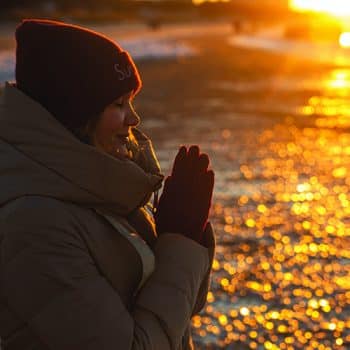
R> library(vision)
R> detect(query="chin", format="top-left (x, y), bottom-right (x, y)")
top-left (111, 148), bottom-right (132, 160)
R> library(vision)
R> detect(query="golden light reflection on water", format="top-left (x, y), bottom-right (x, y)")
top-left (191, 85), bottom-right (350, 348)
top-left (325, 70), bottom-right (350, 95)
top-left (299, 69), bottom-right (350, 129)
top-left (289, 0), bottom-right (350, 17)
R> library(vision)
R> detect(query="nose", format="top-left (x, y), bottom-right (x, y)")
top-left (126, 102), bottom-right (140, 127)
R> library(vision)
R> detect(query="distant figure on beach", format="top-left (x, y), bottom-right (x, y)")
top-left (0, 19), bottom-right (215, 349)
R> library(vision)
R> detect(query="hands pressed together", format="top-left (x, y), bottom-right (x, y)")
top-left (154, 145), bottom-right (214, 246)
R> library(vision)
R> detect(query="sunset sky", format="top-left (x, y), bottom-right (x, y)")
top-left (289, 0), bottom-right (350, 17)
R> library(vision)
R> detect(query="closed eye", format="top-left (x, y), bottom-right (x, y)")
top-left (113, 94), bottom-right (134, 108)
top-left (113, 98), bottom-right (125, 107)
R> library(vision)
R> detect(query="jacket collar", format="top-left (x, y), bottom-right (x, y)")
top-left (0, 82), bottom-right (163, 216)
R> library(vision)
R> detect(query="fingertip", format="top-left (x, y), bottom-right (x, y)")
top-left (189, 145), bottom-right (200, 158)
top-left (200, 153), bottom-right (209, 161)
top-left (198, 153), bottom-right (210, 171)
top-left (176, 145), bottom-right (188, 161)
top-left (173, 146), bottom-right (188, 175)
top-left (179, 145), bottom-right (187, 154)
top-left (175, 145), bottom-right (187, 158)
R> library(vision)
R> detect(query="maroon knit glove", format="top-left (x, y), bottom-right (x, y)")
top-left (154, 145), bottom-right (214, 244)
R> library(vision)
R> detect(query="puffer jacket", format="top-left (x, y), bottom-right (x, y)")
top-left (0, 82), bottom-right (215, 350)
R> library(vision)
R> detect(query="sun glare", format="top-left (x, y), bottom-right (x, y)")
top-left (339, 32), bottom-right (350, 48)
top-left (289, 0), bottom-right (350, 17)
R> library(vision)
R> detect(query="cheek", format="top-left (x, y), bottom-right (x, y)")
top-left (95, 110), bottom-right (125, 141)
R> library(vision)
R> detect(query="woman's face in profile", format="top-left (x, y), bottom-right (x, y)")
top-left (91, 91), bottom-right (140, 159)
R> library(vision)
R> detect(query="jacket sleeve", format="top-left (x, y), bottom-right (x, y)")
top-left (1, 198), bottom-right (209, 350)
top-left (191, 222), bottom-right (216, 317)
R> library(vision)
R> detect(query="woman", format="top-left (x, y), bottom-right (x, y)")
top-left (0, 19), bottom-right (215, 349)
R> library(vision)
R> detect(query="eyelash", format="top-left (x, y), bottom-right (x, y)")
top-left (114, 100), bottom-right (134, 108)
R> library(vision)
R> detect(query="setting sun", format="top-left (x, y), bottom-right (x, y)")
top-left (339, 32), bottom-right (350, 47)
top-left (289, 0), bottom-right (350, 17)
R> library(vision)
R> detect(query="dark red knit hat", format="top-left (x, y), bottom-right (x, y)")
top-left (15, 19), bottom-right (142, 132)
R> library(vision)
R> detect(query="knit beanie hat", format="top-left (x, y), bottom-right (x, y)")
top-left (15, 19), bottom-right (142, 133)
